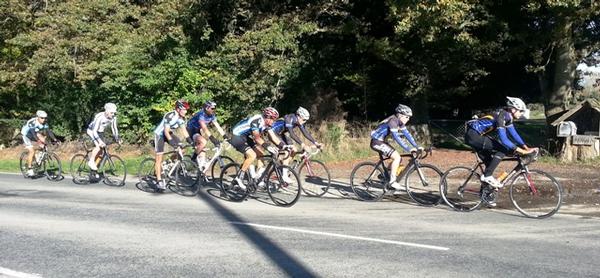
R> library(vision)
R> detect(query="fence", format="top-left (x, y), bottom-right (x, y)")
top-left (428, 119), bottom-right (550, 151)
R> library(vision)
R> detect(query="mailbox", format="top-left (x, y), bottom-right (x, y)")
top-left (557, 121), bottom-right (577, 137)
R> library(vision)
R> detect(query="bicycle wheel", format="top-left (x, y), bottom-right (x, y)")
top-left (102, 155), bottom-right (127, 187)
top-left (69, 153), bottom-right (91, 184)
top-left (210, 155), bottom-right (235, 181)
top-left (266, 165), bottom-right (301, 207)
top-left (439, 166), bottom-right (483, 212)
top-left (19, 151), bottom-right (29, 177)
top-left (170, 160), bottom-right (200, 197)
top-left (298, 160), bottom-right (331, 197)
top-left (404, 163), bottom-right (443, 206)
top-left (350, 162), bottom-right (387, 201)
top-left (43, 152), bottom-right (62, 181)
top-left (219, 163), bottom-right (247, 202)
top-left (509, 169), bottom-right (562, 219)
top-left (136, 158), bottom-right (158, 193)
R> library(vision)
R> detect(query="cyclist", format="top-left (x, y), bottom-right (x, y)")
top-left (186, 101), bottom-right (226, 171)
top-left (465, 96), bottom-right (537, 188)
top-left (21, 110), bottom-right (59, 177)
top-left (153, 99), bottom-right (193, 191)
top-left (230, 107), bottom-right (281, 190)
top-left (370, 104), bottom-right (422, 191)
top-left (269, 106), bottom-right (322, 182)
top-left (86, 103), bottom-right (120, 182)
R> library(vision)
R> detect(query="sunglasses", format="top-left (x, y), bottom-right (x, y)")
top-left (40, 117), bottom-right (47, 119)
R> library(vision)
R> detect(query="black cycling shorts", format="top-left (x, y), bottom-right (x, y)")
top-left (370, 139), bottom-right (396, 159)
top-left (230, 135), bottom-right (257, 153)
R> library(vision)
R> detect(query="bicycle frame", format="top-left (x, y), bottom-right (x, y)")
top-left (459, 152), bottom-right (538, 196)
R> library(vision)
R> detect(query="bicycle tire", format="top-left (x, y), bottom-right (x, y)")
top-left (19, 151), bottom-right (29, 178)
top-left (44, 152), bottom-right (62, 181)
top-left (136, 157), bottom-right (158, 193)
top-left (69, 153), bottom-right (91, 184)
top-left (103, 155), bottom-right (127, 187)
top-left (170, 160), bottom-right (199, 197)
top-left (508, 169), bottom-right (562, 219)
top-left (210, 155), bottom-right (235, 181)
top-left (218, 163), bottom-right (247, 202)
top-left (298, 159), bottom-right (331, 197)
top-left (404, 163), bottom-right (443, 206)
top-left (266, 165), bottom-right (302, 207)
top-left (350, 162), bottom-right (387, 202)
top-left (439, 166), bottom-right (483, 212)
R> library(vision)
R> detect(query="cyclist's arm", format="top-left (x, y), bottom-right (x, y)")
top-left (252, 129), bottom-right (266, 146)
top-left (299, 125), bottom-right (318, 145)
top-left (506, 125), bottom-right (526, 147)
top-left (46, 128), bottom-right (58, 142)
top-left (265, 129), bottom-right (284, 147)
top-left (213, 121), bottom-right (226, 137)
top-left (164, 125), bottom-right (173, 141)
top-left (90, 118), bottom-right (105, 145)
top-left (199, 120), bottom-right (212, 138)
top-left (400, 127), bottom-right (418, 148)
top-left (391, 129), bottom-right (411, 152)
top-left (111, 117), bottom-right (120, 141)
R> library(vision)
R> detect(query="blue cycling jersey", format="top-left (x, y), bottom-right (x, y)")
top-left (271, 114), bottom-right (318, 144)
top-left (21, 118), bottom-right (49, 140)
top-left (187, 110), bottom-right (217, 133)
top-left (467, 109), bottom-right (525, 150)
top-left (232, 115), bottom-right (266, 137)
top-left (154, 111), bottom-right (186, 137)
top-left (370, 115), bottom-right (418, 152)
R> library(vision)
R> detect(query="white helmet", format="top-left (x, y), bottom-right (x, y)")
top-left (36, 110), bottom-right (47, 118)
top-left (506, 97), bottom-right (530, 119)
top-left (104, 102), bottom-right (117, 113)
top-left (506, 97), bottom-right (526, 111)
top-left (395, 104), bottom-right (413, 116)
top-left (296, 106), bottom-right (310, 120)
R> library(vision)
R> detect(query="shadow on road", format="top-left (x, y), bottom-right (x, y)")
top-left (196, 190), bottom-right (318, 277)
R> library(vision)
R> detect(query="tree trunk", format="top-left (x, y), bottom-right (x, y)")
top-left (544, 18), bottom-right (577, 121)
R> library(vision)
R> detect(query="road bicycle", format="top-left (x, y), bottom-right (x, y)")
top-left (219, 150), bottom-right (302, 207)
top-left (439, 150), bottom-right (562, 218)
top-left (186, 140), bottom-right (235, 181)
top-left (69, 140), bottom-right (126, 186)
top-left (136, 145), bottom-right (199, 196)
top-left (19, 143), bottom-right (62, 181)
top-left (289, 148), bottom-right (332, 197)
top-left (350, 148), bottom-right (443, 206)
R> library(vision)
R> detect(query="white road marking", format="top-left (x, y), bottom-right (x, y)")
top-left (230, 222), bottom-right (449, 251)
top-left (0, 267), bottom-right (42, 278)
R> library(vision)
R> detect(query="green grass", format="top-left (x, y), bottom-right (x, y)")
top-left (0, 159), bottom-right (20, 173)
top-left (538, 155), bottom-right (600, 166)
top-left (0, 157), bottom-right (148, 176)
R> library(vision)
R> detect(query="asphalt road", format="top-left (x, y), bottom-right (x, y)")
top-left (1, 173), bottom-right (599, 278)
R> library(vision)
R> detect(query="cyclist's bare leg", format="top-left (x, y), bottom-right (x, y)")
top-left (26, 146), bottom-right (34, 168)
top-left (154, 152), bottom-right (164, 182)
top-left (389, 151), bottom-right (401, 183)
top-left (194, 134), bottom-right (208, 165)
top-left (89, 146), bottom-right (101, 170)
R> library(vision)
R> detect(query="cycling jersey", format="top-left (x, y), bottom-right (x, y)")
top-left (370, 115), bottom-right (418, 152)
top-left (270, 114), bottom-right (317, 145)
top-left (187, 110), bottom-right (217, 134)
top-left (467, 109), bottom-right (525, 150)
top-left (154, 111), bottom-right (186, 137)
top-left (232, 115), bottom-right (267, 137)
top-left (87, 112), bottom-right (119, 142)
top-left (21, 118), bottom-right (50, 140)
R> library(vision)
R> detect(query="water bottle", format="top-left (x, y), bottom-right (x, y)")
top-left (396, 164), bottom-right (405, 176)
top-left (497, 171), bottom-right (508, 182)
